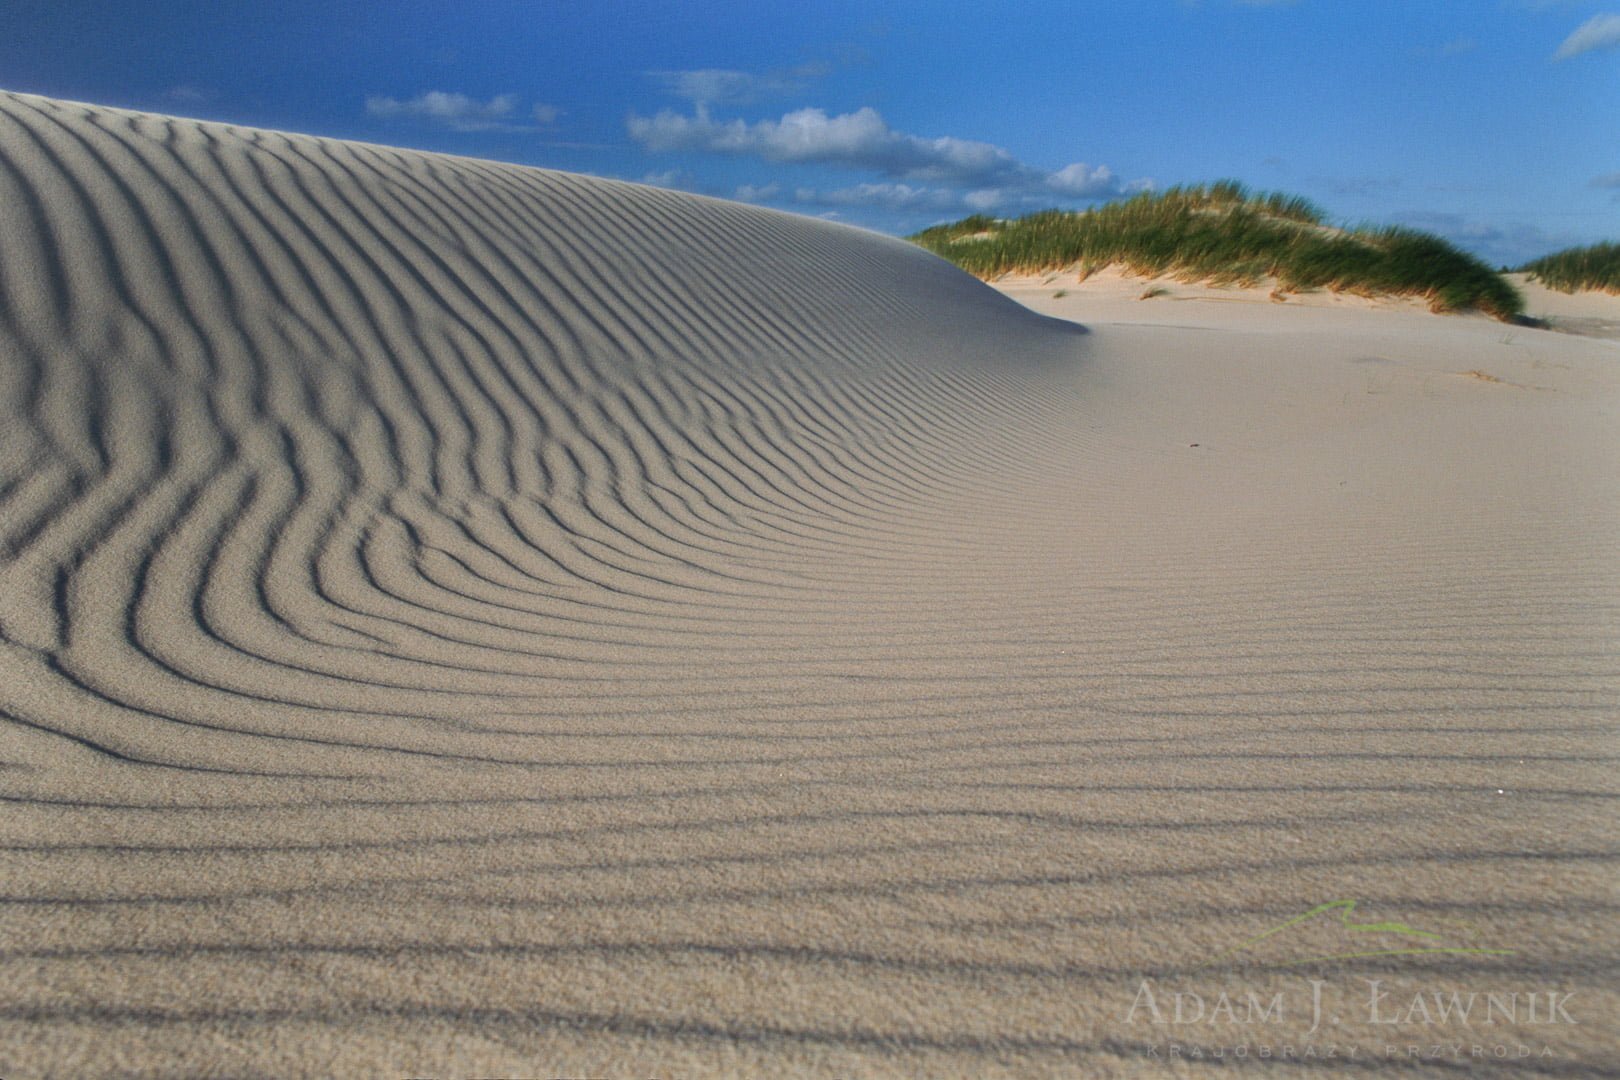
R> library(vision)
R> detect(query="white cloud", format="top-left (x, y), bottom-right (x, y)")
top-left (650, 64), bottom-right (828, 107)
top-left (1593, 171), bottom-right (1620, 187)
top-left (639, 169), bottom-right (692, 189)
top-left (793, 183), bottom-right (960, 210)
top-left (1047, 163), bottom-right (1121, 197)
top-left (1554, 13), bottom-right (1620, 58)
top-left (789, 178), bottom-right (1154, 217)
top-left (631, 106), bottom-right (929, 172)
top-left (628, 105), bottom-right (1025, 184)
top-left (366, 91), bottom-right (516, 130)
top-left (365, 91), bottom-right (562, 133)
top-left (963, 189), bottom-right (1010, 211)
top-left (733, 182), bottom-right (782, 202)
top-left (628, 104), bottom-right (1137, 206)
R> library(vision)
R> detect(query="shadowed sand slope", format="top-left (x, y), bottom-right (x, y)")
top-left (1, 91), bottom-right (1618, 1078)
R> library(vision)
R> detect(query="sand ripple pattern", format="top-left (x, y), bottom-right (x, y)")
top-left (0, 91), bottom-right (1087, 772)
top-left (1, 92), bottom-right (1616, 1077)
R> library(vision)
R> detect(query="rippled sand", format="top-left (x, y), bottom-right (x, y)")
top-left (0, 92), bottom-right (1616, 1077)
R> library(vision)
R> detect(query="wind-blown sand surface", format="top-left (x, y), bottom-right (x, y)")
top-left (0, 92), bottom-right (1616, 1077)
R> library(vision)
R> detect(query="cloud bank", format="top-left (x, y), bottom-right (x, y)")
top-left (628, 104), bottom-right (1138, 213)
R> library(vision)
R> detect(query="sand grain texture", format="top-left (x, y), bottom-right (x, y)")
top-left (0, 92), bottom-right (1617, 1077)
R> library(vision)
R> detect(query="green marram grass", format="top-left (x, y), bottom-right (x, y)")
top-left (1519, 241), bottom-right (1620, 295)
top-left (909, 181), bottom-right (1524, 321)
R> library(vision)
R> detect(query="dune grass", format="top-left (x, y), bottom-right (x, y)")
top-left (909, 181), bottom-right (1524, 320)
top-left (1519, 241), bottom-right (1620, 295)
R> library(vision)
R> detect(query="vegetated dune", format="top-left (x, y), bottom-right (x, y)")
top-left (1, 91), bottom-right (1617, 1078)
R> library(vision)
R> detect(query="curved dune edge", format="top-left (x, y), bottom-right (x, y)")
top-left (1, 91), bottom-right (1617, 1077)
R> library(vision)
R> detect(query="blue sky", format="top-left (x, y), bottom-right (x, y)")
top-left (2, 0), bottom-right (1615, 265)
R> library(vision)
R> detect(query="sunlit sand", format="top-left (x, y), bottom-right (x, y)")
top-left (1, 92), bottom-right (1615, 1077)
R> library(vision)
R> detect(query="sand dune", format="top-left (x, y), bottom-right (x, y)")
top-left (1, 91), bottom-right (1617, 1077)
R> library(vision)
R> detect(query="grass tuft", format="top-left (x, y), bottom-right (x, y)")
top-left (909, 181), bottom-right (1523, 320)
top-left (1518, 242), bottom-right (1620, 295)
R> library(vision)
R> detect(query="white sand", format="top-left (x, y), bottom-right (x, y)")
top-left (0, 92), bottom-right (1616, 1077)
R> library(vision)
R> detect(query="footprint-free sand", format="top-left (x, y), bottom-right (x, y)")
top-left (1, 92), bottom-right (1616, 1077)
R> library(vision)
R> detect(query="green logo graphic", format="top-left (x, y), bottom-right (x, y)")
top-left (1196, 900), bottom-right (1517, 970)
